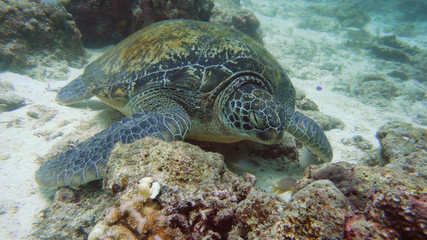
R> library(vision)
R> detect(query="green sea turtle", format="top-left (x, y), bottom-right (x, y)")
top-left (35, 19), bottom-right (333, 188)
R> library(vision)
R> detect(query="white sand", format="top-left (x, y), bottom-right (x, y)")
top-left (257, 12), bottom-right (424, 158)
top-left (0, 2), bottom-right (425, 238)
top-left (253, 9), bottom-right (425, 198)
top-left (0, 50), bottom-right (110, 238)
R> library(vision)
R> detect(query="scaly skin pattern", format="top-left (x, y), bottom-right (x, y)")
top-left (222, 83), bottom-right (333, 162)
top-left (35, 20), bottom-right (332, 188)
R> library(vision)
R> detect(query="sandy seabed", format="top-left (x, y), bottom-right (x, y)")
top-left (1, 2), bottom-right (426, 239)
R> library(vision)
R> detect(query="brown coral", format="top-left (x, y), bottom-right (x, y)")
top-left (231, 12), bottom-right (260, 34)
top-left (33, 122), bottom-right (427, 239)
top-left (0, 0), bottom-right (86, 76)
top-left (100, 138), bottom-right (295, 239)
top-left (65, 0), bottom-right (214, 47)
top-left (367, 190), bottom-right (427, 239)
top-left (263, 180), bottom-right (351, 240)
top-left (210, 0), bottom-right (263, 43)
top-left (377, 121), bottom-right (427, 178)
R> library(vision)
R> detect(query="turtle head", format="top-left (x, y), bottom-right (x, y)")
top-left (220, 83), bottom-right (333, 163)
top-left (221, 83), bottom-right (285, 144)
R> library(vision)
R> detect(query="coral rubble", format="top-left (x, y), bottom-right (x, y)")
top-left (0, 81), bottom-right (27, 112)
top-left (64, 0), bottom-right (214, 47)
top-left (210, 0), bottom-right (262, 43)
top-left (33, 122), bottom-right (427, 239)
top-left (32, 183), bottom-right (114, 239)
top-left (0, 0), bottom-right (86, 78)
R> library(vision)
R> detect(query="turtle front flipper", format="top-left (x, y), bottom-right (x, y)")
top-left (286, 111), bottom-right (333, 163)
top-left (35, 109), bottom-right (191, 188)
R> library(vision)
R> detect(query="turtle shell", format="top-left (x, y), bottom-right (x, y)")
top-left (81, 19), bottom-right (295, 109)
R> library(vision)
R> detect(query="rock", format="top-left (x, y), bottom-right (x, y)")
top-left (363, 34), bottom-right (426, 88)
top-left (379, 35), bottom-right (422, 55)
top-left (65, 0), bottom-right (214, 47)
top-left (369, 35), bottom-right (423, 64)
top-left (293, 179), bottom-right (351, 210)
top-left (294, 89), bottom-right (344, 131)
top-left (320, 61), bottom-right (343, 72)
top-left (342, 135), bottom-right (373, 151)
top-left (387, 70), bottom-right (410, 81)
top-left (379, 35), bottom-right (408, 50)
top-left (32, 182), bottom-right (115, 239)
top-left (0, 91), bottom-right (27, 112)
top-left (415, 113), bottom-right (427, 126)
top-left (103, 137), bottom-right (228, 193)
top-left (63, 0), bottom-right (133, 47)
top-left (297, 159), bottom-right (426, 210)
top-left (295, 88), bottom-right (306, 99)
top-left (401, 80), bottom-right (426, 101)
top-left (0, 80), bottom-right (14, 91)
top-left (191, 136), bottom-right (299, 176)
top-left (297, 15), bottom-right (339, 32)
top-left (376, 121), bottom-right (427, 179)
top-left (361, 149), bottom-right (388, 167)
top-left (33, 138), bottom-right (285, 239)
top-left (344, 189), bottom-right (427, 239)
top-left (26, 56), bottom-right (70, 80)
top-left (33, 121), bottom-right (426, 239)
top-left (345, 27), bottom-right (373, 42)
top-left (385, 22), bottom-right (417, 37)
top-left (296, 162), bottom-right (368, 210)
top-left (350, 74), bottom-right (399, 107)
top-left (370, 45), bottom-right (411, 63)
top-left (5, 117), bottom-right (25, 128)
top-left (256, 179), bottom-right (351, 240)
top-left (32, 137), bottom-right (343, 239)
top-left (344, 212), bottom-right (377, 239)
top-left (301, 110), bottom-right (345, 131)
top-left (296, 97), bottom-right (319, 111)
top-left (0, 153), bottom-right (11, 161)
top-left (296, 121), bottom-right (427, 238)
top-left (297, 162), bottom-right (427, 239)
top-left (367, 190), bottom-right (427, 239)
top-left (333, 3), bottom-right (371, 28)
top-left (231, 11), bottom-right (260, 35)
top-left (0, 0), bottom-right (86, 77)
top-left (210, 0), bottom-right (262, 43)
top-left (397, 0), bottom-right (427, 22)
top-left (26, 104), bottom-right (57, 128)
top-left (289, 180), bottom-right (349, 238)
top-left (240, 0), bottom-right (279, 17)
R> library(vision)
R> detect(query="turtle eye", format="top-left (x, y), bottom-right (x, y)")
top-left (249, 111), bottom-right (268, 129)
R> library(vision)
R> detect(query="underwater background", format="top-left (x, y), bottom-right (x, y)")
top-left (0, 0), bottom-right (426, 239)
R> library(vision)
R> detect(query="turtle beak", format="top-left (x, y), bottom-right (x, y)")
top-left (255, 127), bottom-right (284, 143)
top-left (255, 105), bottom-right (285, 144)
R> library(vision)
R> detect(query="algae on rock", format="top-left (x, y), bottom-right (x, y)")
top-left (33, 122), bottom-right (427, 239)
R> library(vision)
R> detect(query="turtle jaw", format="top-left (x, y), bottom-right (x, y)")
top-left (252, 128), bottom-right (284, 144)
